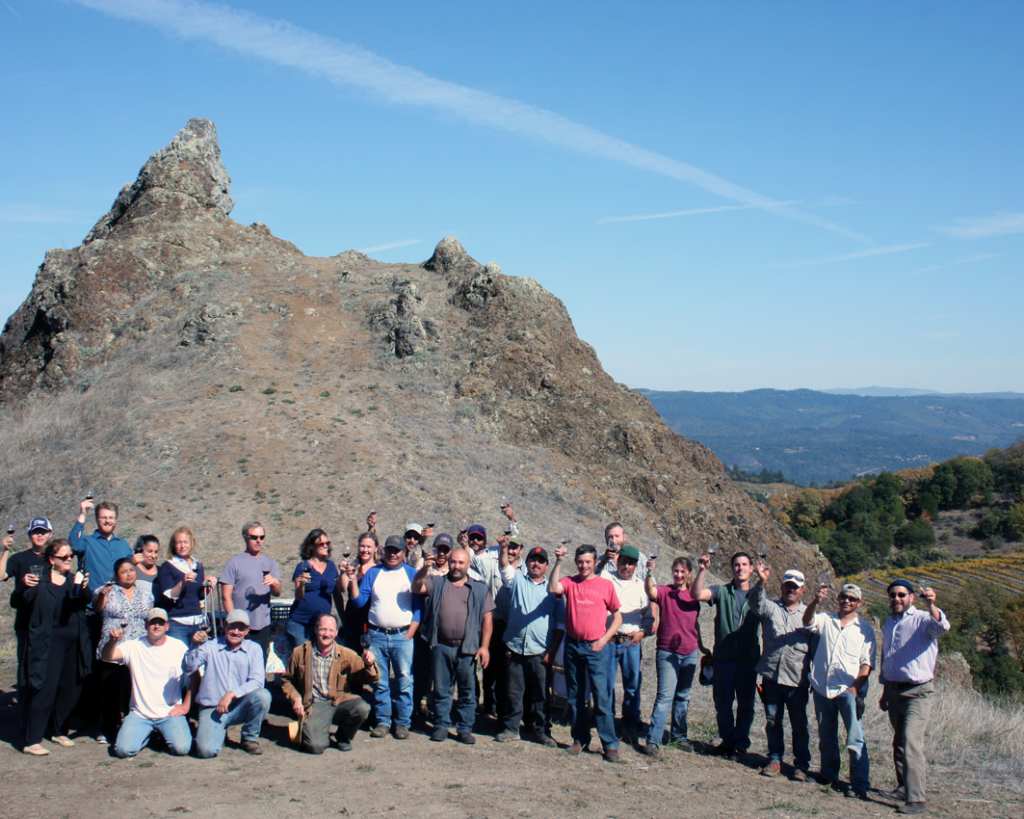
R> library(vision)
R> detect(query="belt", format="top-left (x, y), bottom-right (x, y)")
top-left (612, 633), bottom-right (638, 644)
top-left (368, 624), bottom-right (410, 635)
top-left (889, 679), bottom-right (929, 691)
top-left (438, 638), bottom-right (463, 647)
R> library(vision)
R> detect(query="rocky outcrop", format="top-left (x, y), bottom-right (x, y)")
top-left (0, 119), bottom-right (300, 401)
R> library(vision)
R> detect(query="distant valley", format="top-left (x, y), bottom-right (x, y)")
top-left (640, 388), bottom-right (1024, 485)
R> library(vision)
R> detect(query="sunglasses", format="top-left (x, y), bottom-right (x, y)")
top-left (837, 594), bottom-right (859, 602)
top-left (246, 534), bottom-right (266, 541)
top-left (467, 534), bottom-right (485, 541)
top-left (889, 592), bottom-right (910, 599)
top-left (53, 554), bottom-right (73, 561)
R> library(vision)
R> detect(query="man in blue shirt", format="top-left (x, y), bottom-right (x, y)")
top-left (69, 498), bottom-right (132, 587)
top-left (497, 545), bottom-right (563, 746)
top-left (183, 609), bottom-right (271, 757)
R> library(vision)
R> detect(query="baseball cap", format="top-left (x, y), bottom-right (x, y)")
top-left (508, 533), bottom-right (524, 547)
top-left (29, 517), bottom-right (53, 533)
top-left (840, 583), bottom-right (863, 600)
top-left (525, 547), bottom-right (549, 563)
top-left (467, 524), bottom-right (486, 538)
top-left (225, 609), bottom-right (250, 627)
top-left (782, 569), bottom-right (806, 587)
top-left (619, 545), bottom-right (641, 561)
top-left (433, 533), bottom-right (455, 551)
top-left (146, 607), bottom-right (169, 623)
top-left (404, 523), bottom-right (423, 537)
top-left (383, 535), bottom-right (404, 551)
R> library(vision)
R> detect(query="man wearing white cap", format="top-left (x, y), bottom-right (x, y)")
top-left (803, 582), bottom-right (876, 799)
top-left (102, 607), bottom-right (192, 758)
top-left (753, 565), bottom-right (813, 780)
top-left (183, 609), bottom-right (271, 757)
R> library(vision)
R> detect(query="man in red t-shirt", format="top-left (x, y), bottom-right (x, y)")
top-left (549, 544), bottom-right (622, 761)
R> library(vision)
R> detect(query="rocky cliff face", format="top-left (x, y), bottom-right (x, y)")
top-left (0, 120), bottom-right (828, 589)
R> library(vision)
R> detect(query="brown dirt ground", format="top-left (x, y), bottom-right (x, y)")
top-left (1, 660), bottom-right (1020, 819)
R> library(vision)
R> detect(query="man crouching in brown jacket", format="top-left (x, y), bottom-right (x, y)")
top-left (282, 612), bottom-right (380, 752)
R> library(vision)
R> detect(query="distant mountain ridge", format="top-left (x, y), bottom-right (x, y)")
top-left (640, 388), bottom-right (1024, 485)
top-left (824, 387), bottom-right (1024, 399)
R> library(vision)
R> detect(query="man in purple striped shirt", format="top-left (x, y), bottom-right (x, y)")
top-left (878, 579), bottom-right (950, 816)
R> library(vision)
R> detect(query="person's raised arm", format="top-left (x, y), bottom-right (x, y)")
top-left (644, 567), bottom-right (658, 602)
top-left (0, 535), bottom-right (12, 581)
top-left (690, 553), bottom-right (713, 602)
top-left (548, 546), bottom-right (567, 596)
top-left (803, 584), bottom-right (826, 626)
top-left (498, 537), bottom-right (511, 571)
top-left (412, 554), bottom-right (434, 595)
top-left (102, 627), bottom-right (127, 663)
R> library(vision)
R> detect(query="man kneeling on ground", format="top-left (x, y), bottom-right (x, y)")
top-left (183, 609), bottom-right (271, 757)
top-left (282, 613), bottom-right (380, 753)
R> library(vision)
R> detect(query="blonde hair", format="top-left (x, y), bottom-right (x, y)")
top-left (167, 526), bottom-right (196, 559)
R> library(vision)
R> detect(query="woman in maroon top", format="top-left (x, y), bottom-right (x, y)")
top-left (642, 556), bottom-right (709, 756)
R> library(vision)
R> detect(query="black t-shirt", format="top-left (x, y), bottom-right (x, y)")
top-left (5, 550), bottom-right (47, 632)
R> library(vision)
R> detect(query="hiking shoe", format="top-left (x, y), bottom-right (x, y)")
top-left (604, 748), bottom-right (621, 763)
top-left (897, 803), bottom-right (927, 815)
top-left (393, 725), bottom-right (410, 740)
top-left (495, 730), bottom-right (519, 742)
top-left (335, 740), bottom-right (352, 752)
top-left (845, 788), bottom-right (869, 800)
top-left (711, 742), bottom-right (735, 757)
top-left (792, 768), bottom-right (809, 782)
top-left (878, 788), bottom-right (906, 802)
top-left (456, 731), bottom-right (476, 745)
top-left (240, 740), bottom-right (263, 755)
top-left (430, 726), bottom-right (449, 742)
top-left (760, 762), bottom-right (782, 777)
top-left (567, 741), bottom-right (586, 756)
top-left (644, 742), bottom-right (660, 757)
top-left (370, 724), bottom-right (390, 738)
top-left (528, 732), bottom-right (557, 747)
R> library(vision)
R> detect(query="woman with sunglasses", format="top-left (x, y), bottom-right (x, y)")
top-left (285, 529), bottom-right (343, 652)
top-left (93, 556), bottom-right (154, 744)
top-left (154, 526), bottom-right (206, 646)
top-left (12, 538), bottom-right (93, 755)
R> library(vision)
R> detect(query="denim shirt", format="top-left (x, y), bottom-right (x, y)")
top-left (503, 572), bottom-right (563, 657)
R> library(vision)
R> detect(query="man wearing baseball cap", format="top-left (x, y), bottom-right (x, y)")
top-left (183, 609), bottom-right (272, 757)
top-left (803, 581), bottom-right (876, 798)
top-left (752, 565), bottom-right (814, 780)
top-left (877, 578), bottom-right (950, 815)
top-left (349, 534), bottom-right (421, 739)
top-left (102, 607), bottom-right (192, 758)
top-left (496, 543), bottom-right (562, 745)
top-left (1, 517), bottom-right (55, 722)
top-left (603, 545), bottom-right (654, 740)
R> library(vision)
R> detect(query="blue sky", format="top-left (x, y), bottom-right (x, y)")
top-left (1, 1), bottom-right (1022, 393)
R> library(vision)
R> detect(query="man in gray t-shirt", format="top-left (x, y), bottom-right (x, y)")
top-left (220, 521), bottom-right (282, 666)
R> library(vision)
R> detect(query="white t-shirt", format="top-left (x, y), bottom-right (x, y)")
top-left (607, 573), bottom-right (650, 634)
top-left (119, 637), bottom-right (188, 719)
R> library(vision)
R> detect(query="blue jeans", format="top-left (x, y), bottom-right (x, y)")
top-left (167, 620), bottom-right (202, 647)
top-left (114, 711), bottom-right (192, 757)
top-left (430, 642), bottom-right (477, 733)
top-left (814, 688), bottom-right (870, 790)
top-left (762, 678), bottom-right (811, 769)
top-left (367, 629), bottom-right (414, 728)
top-left (646, 648), bottom-right (699, 747)
top-left (606, 639), bottom-right (642, 728)
top-left (285, 618), bottom-right (315, 654)
top-left (195, 689), bottom-right (272, 758)
top-left (565, 637), bottom-right (618, 751)
top-left (711, 659), bottom-right (757, 751)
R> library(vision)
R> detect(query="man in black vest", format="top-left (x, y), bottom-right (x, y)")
top-left (413, 546), bottom-right (494, 745)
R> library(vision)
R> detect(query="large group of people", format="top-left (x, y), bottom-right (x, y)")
top-left (1, 499), bottom-right (951, 815)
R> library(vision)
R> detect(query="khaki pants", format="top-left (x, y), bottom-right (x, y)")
top-left (885, 681), bottom-right (934, 804)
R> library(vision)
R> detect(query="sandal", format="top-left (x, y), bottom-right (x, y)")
top-left (50, 736), bottom-right (75, 747)
top-left (23, 744), bottom-right (50, 756)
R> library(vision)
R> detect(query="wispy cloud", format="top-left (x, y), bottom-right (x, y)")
top-left (71, 0), bottom-right (871, 244)
top-left (2, 1), bottom-right (24, 20)
top-left (931, 211), bottom-right (1024, 239)
top-left (770, 243), bottom-right (930, 270)
top-left (0, 206), bottom-right (83, 224)
top-left (357, 239), bottom-right (422, 254)
top-left (598, 201), bottom-right (798, 224)
top-left (954, 253), bottom-right (998, 264)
